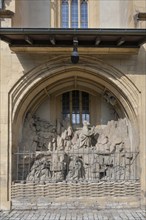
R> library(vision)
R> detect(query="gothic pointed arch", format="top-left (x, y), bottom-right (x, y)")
top-left (10, 55), bottom-right (141, 199)
top-left (10, 55), bottom-right (140, 127)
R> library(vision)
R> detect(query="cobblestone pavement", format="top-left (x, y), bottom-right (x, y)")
top-left (0, 208), bottom-right (145, 220)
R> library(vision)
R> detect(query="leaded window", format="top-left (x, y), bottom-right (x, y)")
top-left (81, 0), bottom-right (88, 28)
top-left (71, 0), bottom-right (78, 28)
top-left (61, 0), bottom-right (88, 28)
top-left (0, 0), bottom-right (4, 10)
top-left (62, 90), bottom-right (90, 125)
top-left (61, 0), bottom-right (69, 28)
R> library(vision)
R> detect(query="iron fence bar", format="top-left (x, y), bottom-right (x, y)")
top-left (13, 151), bottom-right (139, 182)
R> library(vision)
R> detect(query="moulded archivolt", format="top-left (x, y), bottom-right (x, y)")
top-left (9, 55), bottom-right (140, 162)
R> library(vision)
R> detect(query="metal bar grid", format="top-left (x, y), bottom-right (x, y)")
top-left (13, 151), bottom-right (139, 183)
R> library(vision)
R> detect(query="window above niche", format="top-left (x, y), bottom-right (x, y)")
top-left (61, 0), bottom-right (88, 28)
top-left (80, 0), bottom-right (88, 28)
top-left (71, 0), bottom-right (78, 28)
top-left (61, 0), bottom-right (69, 28)
top-left (0, 0), bottom-right (4, 10)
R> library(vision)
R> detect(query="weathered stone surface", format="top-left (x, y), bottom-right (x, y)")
top-left (16, 114), bottom-right (138, 184)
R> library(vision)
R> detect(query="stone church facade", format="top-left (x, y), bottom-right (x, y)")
top-left (0, 0), bottom-right (146, 210)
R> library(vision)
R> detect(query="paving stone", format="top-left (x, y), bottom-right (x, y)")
top-left (135, 211), bottom-right (146, 218)
top-left (0, 208), bottom-right (146, 220)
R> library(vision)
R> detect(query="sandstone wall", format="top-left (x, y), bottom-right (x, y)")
top-left (0, 0), bottom-right (146, 210)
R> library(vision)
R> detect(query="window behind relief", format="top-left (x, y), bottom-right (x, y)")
top-left (62, 90), bottom-right (90, 125)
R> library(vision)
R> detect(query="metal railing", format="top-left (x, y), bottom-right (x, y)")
top-left (13, 150), bottom-right (139, 183)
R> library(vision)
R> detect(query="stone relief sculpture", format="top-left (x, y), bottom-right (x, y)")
top-left (103, 90), bottom-right (117, 106)
top-left (18, 113), bottom-right (138, 183)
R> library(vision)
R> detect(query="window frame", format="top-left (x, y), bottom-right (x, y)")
top-left (80, 0), bottom-right (88, 28)
top-left (71, 0), bottom-right (78, 28)
top-left (60, 0), bottom-right (88, 28)
top-left (0, 0), bottom-right (4, 10)
top-left (62, 90), bottom-right (90, 126)
top-left (61, 0), bottom-right (69, 28)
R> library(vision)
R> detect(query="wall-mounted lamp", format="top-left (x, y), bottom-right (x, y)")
top-left (71, 38), bottom-right (79, 64)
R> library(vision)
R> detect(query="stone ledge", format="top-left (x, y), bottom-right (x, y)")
top-left (10, 46), bottom-right (139, 55)
top-left (11, 196), bottom-right (141, 210)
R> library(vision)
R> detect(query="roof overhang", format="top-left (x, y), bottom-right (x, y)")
top-left (0, 28), bottom-right (146, 54)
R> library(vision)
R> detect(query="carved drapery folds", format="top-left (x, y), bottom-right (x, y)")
top-left (17, 113), bottom-right (139, 184)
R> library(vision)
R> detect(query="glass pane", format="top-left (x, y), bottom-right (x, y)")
top-left (63, 113), bottom-right (70, 120)
top-left (62, 92), bottom-right (70, 120)
top-left (62, 0), bottom-right (69, 28)
top-left (71, 0), bottom-right (78, 28)
top-left (72, 113), bottom-right (80, 124)
top-left (82, 92), bottom-right (89, 123)
top-left (72, 90), bottom-right (79, 113)
top-left (81, 0), bottom-right (88, 28)
top-left (82, 113), bottom-right (90, 123)
top-left (82, 92), bottom-right (89, 112)
top-left (0, 0), bottom-right (3, 9)
top-left (62, 90), bottom-right (90, 125)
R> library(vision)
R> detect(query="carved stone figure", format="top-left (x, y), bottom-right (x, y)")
top-left (103, 91), bottom-right (117, 106)
top-left (67, 157), bottom-right (85, 182)
top-left (59, 126), bottom-right (73, 151)
top-left (79, 121), bottom-right (95, 148)
top-left (20, 112), bottom-right (38, 153)
top-left (26, 156), bottom-right (52, 183)
top-left (20, 115), bottom-right (138, 183)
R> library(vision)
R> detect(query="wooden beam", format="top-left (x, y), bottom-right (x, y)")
top-left (95, 37), bottom-right (101, 46)
top-left (137, 38), bottom-right (146, 46)
top-left (25, 36), bottom-right (33, 45)
top-left (50, 37), bottom-right (56, 45)
top-left (117, 38), bottom-right (125, 46)
top-left (0, 35), bottom-right (12, 44)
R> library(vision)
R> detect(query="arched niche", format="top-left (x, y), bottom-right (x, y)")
top-left (9, 55), bottom-right (140, 182)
